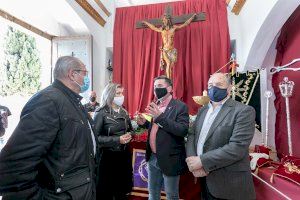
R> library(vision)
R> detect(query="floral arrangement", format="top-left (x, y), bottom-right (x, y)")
top-left (131, 120), bottom-right (147, 135)
top-left (130, 117), bottom-right (148, 142)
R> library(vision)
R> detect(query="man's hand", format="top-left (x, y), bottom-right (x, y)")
top-left (145, 102), bottom-right (162, 119)
top-left (186, 156), bottom-right (209, 178)
top-left (186, 156), bottom-right (203, 172)
top-left (136, 113), bottom-right (146, 125)
top-left (142, 21), bottom-right (149, 27)
top-left (192, 168), bottom-right (209, 178)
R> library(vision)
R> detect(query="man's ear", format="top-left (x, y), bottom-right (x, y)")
top-left (227, 85), bottom-right (232, 94)
top-left (68, 69), bottom-right (75, 81)
top-left (167, 86), bottom-right (173, 93)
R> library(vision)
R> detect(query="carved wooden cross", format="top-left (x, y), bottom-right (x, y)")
top-left (136, 5), bottom-right (206, 29)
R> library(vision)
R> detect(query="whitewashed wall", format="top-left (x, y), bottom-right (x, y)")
top-left (66, 0), bottom-right (116, 101)
top-left (228, 0), bottom-right (300, 153)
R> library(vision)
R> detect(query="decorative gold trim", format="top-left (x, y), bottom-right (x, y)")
top-left (246, 71), bottom-right (260, 105)
top-left (284, 162), bottom-right (300, 174)
top-left (130, 192), bottom-right (168, 199)
top-left (75, 0), bottom-right (106, 27)
top-left (94, 0), bottom-right (111, 17)
top-left (272, 173), bottom-right (300, 186)
top-left (241, 72), bottom-right (253, 104)
top-left (0, 9), bottom-right (54, 40)
top-left (132, 187), bottom-right (166, 194)
top-left (252, 172), bottom-right (293, 199)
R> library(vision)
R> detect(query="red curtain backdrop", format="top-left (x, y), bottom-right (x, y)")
top-left (113, 0), bottom-right (230, 115)
top-left (272, 6), bottom-right (300, 158)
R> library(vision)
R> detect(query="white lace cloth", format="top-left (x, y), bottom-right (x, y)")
top-left (249, 153), bottom-right (269, 170)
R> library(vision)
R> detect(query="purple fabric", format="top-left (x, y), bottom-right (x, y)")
top-left (133, 150), bottom-right (149, 189)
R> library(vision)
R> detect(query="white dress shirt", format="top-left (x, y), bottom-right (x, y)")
top-left (197, 97), bottom-right (229, 156)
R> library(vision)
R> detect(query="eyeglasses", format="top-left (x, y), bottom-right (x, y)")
top-left (74, 69), bottom-right (89, 75)
top-left (74, 69), bottom-right (88, 73)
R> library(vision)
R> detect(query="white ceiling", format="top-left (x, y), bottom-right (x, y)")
top-left (115, 0), bottom-right (183, 7)
top-left (0, 0), bottom-right (89, 36)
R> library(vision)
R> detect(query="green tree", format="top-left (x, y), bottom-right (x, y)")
top-left (0, 26), bottom-right (41, 96)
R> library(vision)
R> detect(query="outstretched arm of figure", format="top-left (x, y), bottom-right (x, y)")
top-left (174, 13), bottom-right (197, 30)
top-left (142, 21), bottom-right (162, 32)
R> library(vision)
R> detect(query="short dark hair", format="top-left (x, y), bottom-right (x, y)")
top-left (154, 75), bottom-right (173, 87)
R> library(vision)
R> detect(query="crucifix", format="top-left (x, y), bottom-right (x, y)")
top-left (136, 5), bottom-right (206, 79)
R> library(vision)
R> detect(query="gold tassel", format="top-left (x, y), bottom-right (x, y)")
top-left (254, 167), bottom-right (259, 175)
top-left (270, 174), bottom-right (274, 183)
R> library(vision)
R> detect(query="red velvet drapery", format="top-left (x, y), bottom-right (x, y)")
top-left (113, 0), bottom-right (230, 115)
top-left (272, 6), bottom-right (300, 158)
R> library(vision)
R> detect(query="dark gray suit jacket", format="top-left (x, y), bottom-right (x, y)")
top-left (186, 98), bottom-right (256, 200)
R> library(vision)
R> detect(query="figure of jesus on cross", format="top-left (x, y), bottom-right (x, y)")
top-left (137, 6), bottom-right (206, 79)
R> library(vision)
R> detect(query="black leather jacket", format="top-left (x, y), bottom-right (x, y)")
top-left (0, 80), bottom-right (99, 200)
top-left (93, 105), bottom-right (133, 151)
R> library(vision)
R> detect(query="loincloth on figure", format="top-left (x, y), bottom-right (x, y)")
top-left (160, 48), bottom-right (177, 70)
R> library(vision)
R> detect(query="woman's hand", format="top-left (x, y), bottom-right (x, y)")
top-left (120, 133), bottom-right (132, 144)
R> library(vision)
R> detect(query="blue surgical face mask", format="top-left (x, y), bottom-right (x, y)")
top-left (208, 86), bottom-right (228, 102)
top-left (74, 73), bottom-right (90, 93)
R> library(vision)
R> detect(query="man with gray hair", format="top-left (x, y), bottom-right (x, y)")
top-left (186, 73), bottom-right (256, 200)
top-left (0, 56), bottom-right (98, 199)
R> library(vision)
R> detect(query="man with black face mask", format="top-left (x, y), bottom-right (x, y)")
top-left (186, 73), bottom-right (256, 200)
top-left (84, 91), bottom-right (100, 113)
top-left (136, 75), bottom-right (189, 200)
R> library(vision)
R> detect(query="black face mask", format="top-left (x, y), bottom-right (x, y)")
top-left (155, 87), bottom-right (168, 99)
top-left (90, 97), bottom-right (96, 102)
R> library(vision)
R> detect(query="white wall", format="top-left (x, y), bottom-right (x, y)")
top-left (0, 0), bottom-right (89, 36)
top-left (66, 0), bottom-right (116, 100)
top-left (227, 0), bottom-right (300, 73)
top-left (244, 0), bottom-right (300, 71)
top-left (259, 35), bottom-right (279, 151)
top-left (227, 0), bottom-right (278, 72)
top-left (228, 0), bottom-right (300, 154)
top-left (0, 0), bottom-right (90, 88)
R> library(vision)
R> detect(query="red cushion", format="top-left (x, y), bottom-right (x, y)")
top-left (272, 155), bottom-right (300, 186)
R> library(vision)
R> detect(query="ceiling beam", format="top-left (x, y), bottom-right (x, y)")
top-left (94, 0), bottom-right (111, 17)
top-left (75, 0), bottom-right (106, 27)
top-left (226, 0), bottom-right (247, 15)
top-left (0, 9), bottom-right (55, 40)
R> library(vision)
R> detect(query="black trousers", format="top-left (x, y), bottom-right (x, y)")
top-left (96, 149), bottom-right (132, 200)
top-left (200, 178), bottom-right (226, 200)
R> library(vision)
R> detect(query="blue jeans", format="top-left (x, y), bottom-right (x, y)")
top-left (148, 154), bottom-right (180, 200)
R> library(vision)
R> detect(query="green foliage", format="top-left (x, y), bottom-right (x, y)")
top-left (0, 26), bottom-right (41, 96)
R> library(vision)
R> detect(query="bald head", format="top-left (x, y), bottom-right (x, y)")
top-left (208, 73), bottom-right (231, 89)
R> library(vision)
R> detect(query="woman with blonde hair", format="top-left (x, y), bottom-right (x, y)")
top-left (93, 83), bottom-right (133, 200)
